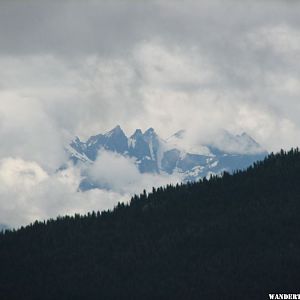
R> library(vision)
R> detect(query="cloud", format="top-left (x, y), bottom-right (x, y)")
top-left (1, 0), bottom-right (300, 225)
top-left (1, 1), bottom-right (300, 151)
top-left (1, 36), bottom-right (299, 154)
top-left (0, 157), bottom-right (48, 189)
top-left (0, 93), bottom-right (67, 171)
top-left (0, 157), bottom-right (130, 228)
top-left (0, 152), bottom-right (181, 228)
top-left (87, 150), bottom-right (182, 194)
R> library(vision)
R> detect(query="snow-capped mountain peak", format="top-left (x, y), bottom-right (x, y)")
top-left (67, 126), bottom-right (267, 190)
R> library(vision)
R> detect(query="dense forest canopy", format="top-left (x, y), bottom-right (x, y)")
top-left (1, 149), bottom-right (300, 299)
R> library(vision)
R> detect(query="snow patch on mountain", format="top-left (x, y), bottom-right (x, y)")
top-left (66, 126), bottom-right (267, 191)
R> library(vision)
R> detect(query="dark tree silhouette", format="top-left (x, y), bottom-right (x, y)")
top-left (1, 149), bottom-right (300, 300)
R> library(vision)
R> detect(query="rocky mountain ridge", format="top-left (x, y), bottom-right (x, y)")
top-left (66, 125), bottom-right (267, 190)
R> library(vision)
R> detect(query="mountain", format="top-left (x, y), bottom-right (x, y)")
top-left (66, 126), bottom-right (267, 190)
top-left (1, 149), bottom-right (300, 299)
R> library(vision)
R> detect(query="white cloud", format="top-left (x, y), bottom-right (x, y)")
top-left (0, 38), bottom-right (300, 154)
top-left (133, 42), bottom-right (215, 89)
top-left (0, 153), bottom-right (181, 228)
top-left (87, 150), bottom-right (182, 194)
top-left (248, 24), bottom-right (300, 56)
top-left (0, 157), bottom-right (128, 228)
top-left (0, 93), bottom-right (67, 171)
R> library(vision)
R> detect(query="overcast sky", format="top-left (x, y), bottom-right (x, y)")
top-left (1, 0), bottom-right (300, 227)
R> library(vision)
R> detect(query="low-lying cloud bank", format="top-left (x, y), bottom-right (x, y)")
top-left (86, 150), bottom-right (182, 194)
top-left (0, 154), bottom-right (182, 228)
top-left (0, 157), bottom-right (124, 227)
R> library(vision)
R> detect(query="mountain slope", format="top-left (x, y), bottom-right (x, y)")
top-left (67, 126), bottom-right (267, 190)
top-left (1, 149), bottom-right (300, 299)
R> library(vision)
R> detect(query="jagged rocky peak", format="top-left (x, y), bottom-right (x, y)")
top-left (86, 133), bottom-right (104, 146)
top-left (105, 125), bottom-right (125, 137)
top-left (131, 129), bottom-right (143, 138)
top-left (143, 128), bottom-right (160, 146)
top-left (86, 125), bottom-right (125, 146)
top-left (100, 125), bottom-right (128, 154)
top-left (144, 127), bottom-right (156, 137)
top-left (129, 129), bottom-right (145, 149)
top-left (67, 125), bottom-right (268, 191)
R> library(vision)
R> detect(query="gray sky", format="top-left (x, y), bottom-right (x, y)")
top-left (0, 0), bottom-right (300, 226)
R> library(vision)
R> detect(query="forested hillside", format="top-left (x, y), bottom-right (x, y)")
top-left (1, 149), bottom-right (300, 300)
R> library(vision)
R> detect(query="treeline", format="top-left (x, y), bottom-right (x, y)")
top-left (1, 149), bottom-right (300, 299)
